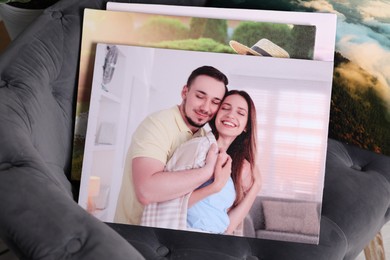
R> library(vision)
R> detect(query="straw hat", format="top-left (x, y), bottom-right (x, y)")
top-left (229, 38), bottom-right (290, 58)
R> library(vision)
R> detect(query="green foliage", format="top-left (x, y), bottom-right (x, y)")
top-left (202, 19), bottom-right (228, 44)
top-left (231, 21), bottom-right (293, 54)
top-left (188, 18), bottom-right (207, 39)
top-left (135, 16), bottom-right (189, 44)
top-left (329, 52), bottom-right (390, 154)
top-left (290, 25), bottom-right (316, 59)
top-left (152, 38), bottom-right (235, 53)
top-left (231, 21), bottom-right (315, 59)
top-left (189, 18), bottom-right (228, 44)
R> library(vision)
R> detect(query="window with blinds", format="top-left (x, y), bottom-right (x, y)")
top-left (231, 74), bottom-right (331, 203)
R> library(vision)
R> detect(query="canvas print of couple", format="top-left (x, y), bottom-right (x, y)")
top-left (79, 41), bottom-right (334, 244)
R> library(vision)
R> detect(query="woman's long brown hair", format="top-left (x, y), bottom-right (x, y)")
top-left (209, 90), bottom-right (258, 207)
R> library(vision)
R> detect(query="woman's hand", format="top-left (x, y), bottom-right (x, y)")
top-left (203, 143), bottom-right (219, 179)
top-left (188, 148), bottom-right (231, 208)
top-left (211, 151), bottom-right (232, 193)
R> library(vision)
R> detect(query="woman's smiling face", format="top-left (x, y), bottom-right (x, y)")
top-left (215, 94), bottom-right (249, 138)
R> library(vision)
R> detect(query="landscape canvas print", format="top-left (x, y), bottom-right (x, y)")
top-left (78, 43), bottom-right (334, 244)
top-left (72, 6), bottom-right (336, 181)
top-left (206, 0), bottom-right (390, 156)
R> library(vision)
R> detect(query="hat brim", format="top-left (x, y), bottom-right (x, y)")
top-left (229, 40), bottom-right (262, 56)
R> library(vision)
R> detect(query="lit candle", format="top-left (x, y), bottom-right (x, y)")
top-left (89, 176), bottom-right (101, 198)
top-left (87, 176), bottom-right (101, 214)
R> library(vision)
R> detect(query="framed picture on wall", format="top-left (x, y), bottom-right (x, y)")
top-left (79, 42), bottom-right (334, 245)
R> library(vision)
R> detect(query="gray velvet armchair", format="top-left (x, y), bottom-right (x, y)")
top-left (0, 0), bottom-right (389, 259)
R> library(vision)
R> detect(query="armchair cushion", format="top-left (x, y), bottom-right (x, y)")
top-left (262, 200), bottom-right (320, 235)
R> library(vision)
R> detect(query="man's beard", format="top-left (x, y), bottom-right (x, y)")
top-left (185, 114), bottom-right (207, 129)
top-left (183, 100), bottom-right (208, 129)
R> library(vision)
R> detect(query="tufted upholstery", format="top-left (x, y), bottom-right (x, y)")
top-left (0, 0), bottom-right (147, 259)
top-left (105, 139), bottom-right (390, 260)
top-left (0, 0), bottom-right (389, 259)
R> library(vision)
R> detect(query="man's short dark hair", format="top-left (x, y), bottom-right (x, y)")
top-left (186, 66), bottom-right (229, 94)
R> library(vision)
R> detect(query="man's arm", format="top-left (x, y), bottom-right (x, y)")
top-left (132, 143), bottom-right (219, 205)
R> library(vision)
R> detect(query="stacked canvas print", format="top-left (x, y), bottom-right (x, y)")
top-left (74, 3), bottom-right (338, 245)
top-left (206, 0), bottom-right (390, 157)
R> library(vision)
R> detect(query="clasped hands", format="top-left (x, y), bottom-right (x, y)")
top-left (204, 143), bottom-right (232, 193)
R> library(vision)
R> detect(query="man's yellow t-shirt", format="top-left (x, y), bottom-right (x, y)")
top-left (114, 106), bottom-right (205, 225)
